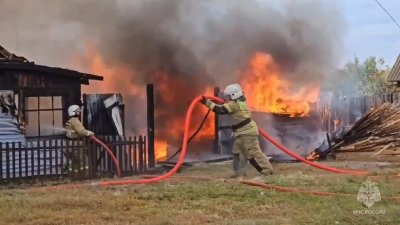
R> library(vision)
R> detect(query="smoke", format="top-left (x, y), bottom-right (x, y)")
top-left (0, 0), bottom-right (344, 143)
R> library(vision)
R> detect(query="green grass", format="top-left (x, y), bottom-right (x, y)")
top-left (0, 162), bottom-right (399, 225)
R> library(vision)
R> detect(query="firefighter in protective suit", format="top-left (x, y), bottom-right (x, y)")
top-left (201, 84), bottom-right (273, 178)
top-left (65, 105), bottom-right (94, 173)
top-left (65, 105), bottom-right (94, 138)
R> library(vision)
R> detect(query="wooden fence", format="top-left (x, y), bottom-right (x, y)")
top-left (318, 93), bottom-right (398, 133)
top-left (0, 135), bottom-right (147, 183)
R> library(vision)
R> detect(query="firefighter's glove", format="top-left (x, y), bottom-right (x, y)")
top-left (87, 131), bottom-right (95, 137)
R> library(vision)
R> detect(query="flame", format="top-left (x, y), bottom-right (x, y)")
top-left (193, 87), bottom-right (215, 141)
top-left (76, 42), bottom-right (144, 97)
top-left (152, 79), bottom-right (215, 160)
top-left (155, 139), bottom-right (168, 160)
top-left (306, 151), bottom-right (320, 161)
top-left (240, 52), bottom-right (319, 117)
top-left (73, 42), bottom-right (227, 160)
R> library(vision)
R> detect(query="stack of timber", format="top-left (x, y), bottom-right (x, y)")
top-left (332, 102), bottom-right (400, 159)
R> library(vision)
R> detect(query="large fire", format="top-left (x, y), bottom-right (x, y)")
top-left (241, 52), bottom-right (319, 117)
top-left (75, 43), bottom-right (215, 161)
top-left (75, 44), bottom-right (319, 161)
top-left (153, 84), bottom-right (215, 161)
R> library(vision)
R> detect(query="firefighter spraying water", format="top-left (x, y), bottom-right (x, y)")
top-left (200, 84), bottom-right (274, 178)
top-left (64, 105), bottom-right (121, 177)
top-left (65, 105), bottom-right (95, 138)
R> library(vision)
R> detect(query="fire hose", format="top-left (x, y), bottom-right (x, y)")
top-left (207, 96), bottom-right (369, 176)
top-left (162, 109), bottom-right (211, 162)
top-left (43, 95), bottom-right (370, 191)
top-left (90, 136), bottom-right (122, 178)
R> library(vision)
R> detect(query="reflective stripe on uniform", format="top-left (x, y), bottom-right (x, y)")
top-left (209, 102), bottom-right (216, 110)
top-left (238, 101), bottom-right (247, 111)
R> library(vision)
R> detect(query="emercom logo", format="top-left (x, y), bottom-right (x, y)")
top-left (357, 177), bottom-right (381, 208)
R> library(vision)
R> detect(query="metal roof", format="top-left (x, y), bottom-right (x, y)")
top-left (0, 45), bottom-right (103, 84)
top-left (386, 53), bottom-right (400, 82)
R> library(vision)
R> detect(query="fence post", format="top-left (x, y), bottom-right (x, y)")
top-left (139, 136), bottom-right (144, 173)
top-left (144, 136), bottom-right (147, 172)
top-left (6, 142), bottom-right (10, 180)
top-left (12, 142), bottom-right (16, 180)
top-left (60, 139), bottom-right (64, 177)
top-left (128, 136), bottom-right (133, 175)
top-left (133, 136), bottom-right (138, 175)
top-left (18, 142), bottom-right (22, 179)
top-left (24, 142), bottom-right (28, 178)
top-left (146, 84), bottom-right (155, 168)
top-left (0, 143), bottom-right (3, 180)
top-left (49, 139), bottom-right (53, 176)
top-left (36, 139), bottom-right (40, 177)
top-left (43, 140), bottom-right (47, 176)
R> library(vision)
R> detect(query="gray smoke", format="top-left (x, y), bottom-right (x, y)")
top-left (0, 0), bottom-right (344, 143)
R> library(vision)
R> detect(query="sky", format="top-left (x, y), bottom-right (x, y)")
top-left (0, 0), bottom-right (399, 68)
top-left (339, 0), bottom-right (400, 66)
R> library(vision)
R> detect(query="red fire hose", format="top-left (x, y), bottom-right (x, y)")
top-left (44, 95), bottom-right (368, 191)
top-left (206, 96), bottom-right (369, 176)
top-left (90, 136), bottom-right (122, 178)
top-left (95, 95), bottom-right (203, 186)
top-left (258, 129), bottom-right (368, 176)
top-left (43, 96), bottom-right (201, 190)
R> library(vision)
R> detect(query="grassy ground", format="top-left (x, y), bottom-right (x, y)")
top-left (0, 161), bottom-right (399, 225)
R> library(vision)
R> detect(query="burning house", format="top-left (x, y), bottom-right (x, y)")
top-left (0, 46), bottom-right (151, 181)
top-left (0, 0), bottom-right (348, 173)
top-left (214, 53), bottom-right (323, 162)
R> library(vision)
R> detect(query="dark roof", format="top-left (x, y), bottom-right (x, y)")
top-left (387, 53), bottom-right (400, 82)
top-left (0, 45), bottom-right (103, 84)
top-left (0, 45), bottom-right (29, 63)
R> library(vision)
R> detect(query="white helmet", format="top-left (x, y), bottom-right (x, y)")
top-left (68, 105), bottom-right (80, 116)
top-left (224, 83), bottom-right (244, 100)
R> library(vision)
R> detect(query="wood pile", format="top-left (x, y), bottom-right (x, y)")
top-left (332, 102), bottom-right (400, 158)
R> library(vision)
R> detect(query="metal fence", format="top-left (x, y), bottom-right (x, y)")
top-left (0, 135), bottom-right (147, 183)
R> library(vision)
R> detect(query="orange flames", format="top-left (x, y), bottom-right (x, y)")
top-left (153, 85), bottom-right (215, 161)
top-left (75, 44), bottom-right (319, 161)
top-left (155, 140), bottom-right (168, 160)
top-left (76, 43), bottom-right (144, 97)
top-left (241, 52), bottom-right (319, 117)
top-left (74, 44), bottom-right (215, 161)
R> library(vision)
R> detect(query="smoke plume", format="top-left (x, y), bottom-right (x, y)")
top-left (0, 0), bottom-right (344, 144)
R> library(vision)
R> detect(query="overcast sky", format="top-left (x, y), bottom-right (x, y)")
top-left (1, 0), bottom-right (399, 68)
top-left (340, 0), bottom-right (400, 66)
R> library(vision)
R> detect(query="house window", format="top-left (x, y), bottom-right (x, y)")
top-left (25, 96), bottom-right (64, 137)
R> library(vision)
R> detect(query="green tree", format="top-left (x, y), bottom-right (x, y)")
top-left (343, 56), bottom-right (390, 95)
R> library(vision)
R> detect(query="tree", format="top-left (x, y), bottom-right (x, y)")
top-left (343, 57), bottom-right (390, 95)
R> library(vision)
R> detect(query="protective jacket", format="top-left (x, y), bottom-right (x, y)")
top-left (204, 96), bottom-right (258, 137)
top-left (65, 117), bottom-right (92, 138)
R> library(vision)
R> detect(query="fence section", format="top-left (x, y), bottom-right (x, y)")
top-left (0, 135), bottom-right (147, 182)
top-left (318, 93), bottom-right (397, 133)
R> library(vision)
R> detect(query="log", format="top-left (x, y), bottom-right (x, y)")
top-left (371, 143), bottom-right (394, 157)
top-left (332, 102), bottom-right (400, 161)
